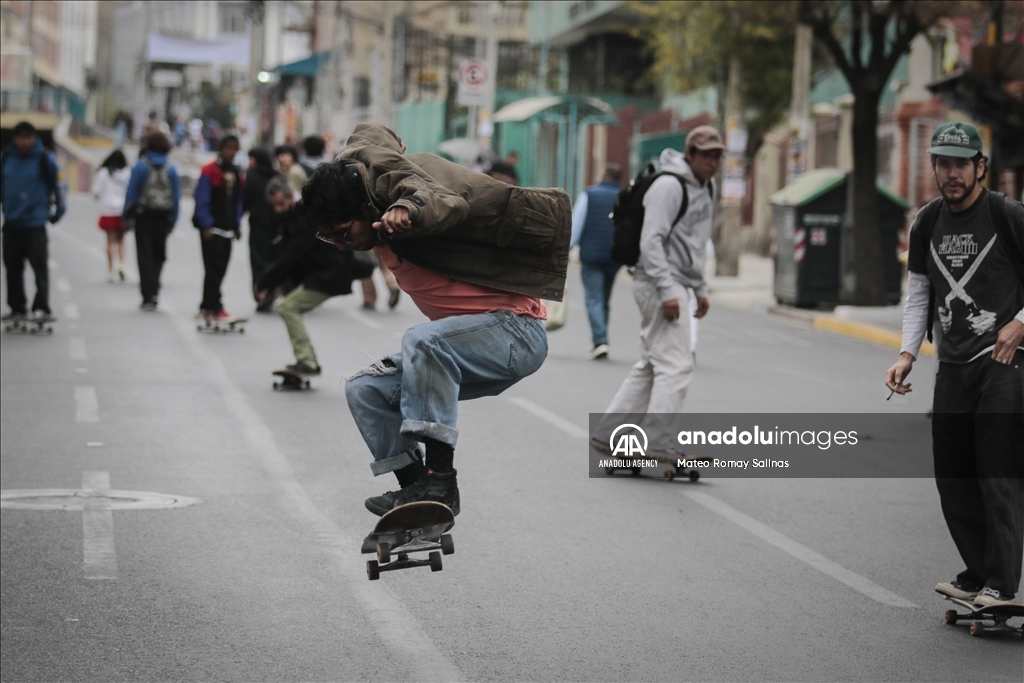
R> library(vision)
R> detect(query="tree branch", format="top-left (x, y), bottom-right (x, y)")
top-left (800, 2), bottom-right (854, 84)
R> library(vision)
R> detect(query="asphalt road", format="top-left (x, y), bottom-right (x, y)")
top-left (2, 194), bottom-right (1021, 682)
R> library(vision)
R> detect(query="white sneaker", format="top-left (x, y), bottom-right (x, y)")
top-left (587, 344), bottom-right (610, 360)
top-left (973, 587), bottom-right (1017, 608)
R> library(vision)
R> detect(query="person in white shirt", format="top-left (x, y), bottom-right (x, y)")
top-left (91, 149), bottom-right (131, 282)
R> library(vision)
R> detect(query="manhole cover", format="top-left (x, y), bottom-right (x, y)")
top-left (1, 489), bottom-right (202, 511)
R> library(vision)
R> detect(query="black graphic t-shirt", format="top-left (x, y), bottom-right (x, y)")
top-left (908, 190), bottom-right (1024, 363)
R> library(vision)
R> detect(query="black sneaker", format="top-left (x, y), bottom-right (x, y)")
top-left (393, 470), bottom-right (460, 515)
top-left (286, 361), bottom-right (321, 376)
top-left (1, 311), bottom-right (26, 322)
top-left (935, 580), bottom-right (983, 600)
top-left (365, 488), bottom-right (403, 516)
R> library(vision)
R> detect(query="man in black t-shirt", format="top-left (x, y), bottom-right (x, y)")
top-left (886, 122), bottom-right (1024, 610)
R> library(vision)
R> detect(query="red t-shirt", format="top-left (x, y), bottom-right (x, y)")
top-left (374, 245), bottom-right (547, 322)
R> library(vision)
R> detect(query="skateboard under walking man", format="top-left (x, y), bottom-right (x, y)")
top-left (886, 122), bottom-right (1024, 610)
top-left (301, 124), bottom-right (570, 516)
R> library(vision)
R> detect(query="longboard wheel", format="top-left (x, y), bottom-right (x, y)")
top-left (604, 467), bottom-right (615, 475)
top-left (630, 467), bottom-right (641, 476)
top-left (376, 542), bottom-right (391, 564)
top-left (367, 560), bottom-right (380, 581)
top-left (440, 534), bottom-right (455, 555)
top-left (944, 609), bottom-right (958, 625)
top-left (689, 470), bottom-right (700, 482)
top-left (429, 551), bottom-right (442, 572)
top-left (969, 621), bottom-right (984, 637)
top-left (662, 470), bottom-right (675, 481)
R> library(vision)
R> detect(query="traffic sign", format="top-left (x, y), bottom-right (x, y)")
top-left (457, 59), bottom-right (489, 107)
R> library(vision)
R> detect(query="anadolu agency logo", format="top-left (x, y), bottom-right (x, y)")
top-left (598, 424), bottom-right (658, 470)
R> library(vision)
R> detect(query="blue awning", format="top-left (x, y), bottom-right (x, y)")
top-left (277, 52), bottom-right (330, 77)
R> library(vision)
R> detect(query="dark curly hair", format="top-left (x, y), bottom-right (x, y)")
top-left (300, 160), bottom-right (367, 230)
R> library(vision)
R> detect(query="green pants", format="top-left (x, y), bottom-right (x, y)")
top-left (278, 285), bottom-right (331, 366)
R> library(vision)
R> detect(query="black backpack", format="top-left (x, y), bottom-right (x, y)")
top-left (610, 163), bottom-right (712, 266)
top-left (913, 191), bottom-right (1024, 341)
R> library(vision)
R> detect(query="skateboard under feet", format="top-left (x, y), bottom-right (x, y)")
top-left (4, 316), bottom-right (55, 335)
top-left (197, 317), bottom-right (247, 334)
top-left (272, 369), bottom-right (314, 390)
top-left (361, 501), bottom-right (455, 580)
top-left (591, 438), bottom-right (700, 482)
top-left (943, 596), bottom-right (1024, 638)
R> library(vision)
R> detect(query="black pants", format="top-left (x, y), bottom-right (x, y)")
top-left (200, 234), bottom-right (233, 312)
top-left (2, 225), bottom-right (49, 315)
top-left (932, 351), bottom-right (1024, 595)
top-left (134, 212), bottom-right (170, 304)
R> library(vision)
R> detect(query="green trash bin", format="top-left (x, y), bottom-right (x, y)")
top-left (771, 168), bottom-right (907, 308)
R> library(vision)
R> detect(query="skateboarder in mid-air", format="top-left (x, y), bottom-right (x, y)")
top-left (301, 124), bottom-right (570, 516)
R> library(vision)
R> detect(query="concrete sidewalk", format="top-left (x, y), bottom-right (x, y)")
top-left (706, 252), bottom-right (935, 357)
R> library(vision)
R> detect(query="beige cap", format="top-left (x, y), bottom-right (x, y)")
top-left (686, 125), bottom-right (725, 151)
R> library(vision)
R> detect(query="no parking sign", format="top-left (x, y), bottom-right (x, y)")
top-left (457, 59), bottom-right (488, 106)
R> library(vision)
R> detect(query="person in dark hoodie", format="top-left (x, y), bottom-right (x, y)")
top-left (242, 147), bottom-right (281, 312)
top-left (193, 134), bottom-right (244, 321)
top-left (123, 132), bottom-right (181, 311)
top-left (0, 120), bottom-right (66, 322)
top-left (254, 176), bottom-right (370, 374)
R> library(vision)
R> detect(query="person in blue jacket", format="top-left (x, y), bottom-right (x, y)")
top-left (569, 163), bottom-right (623, 359)
top-left (124, 132), bottom-right (181, 311)
top-left (0, 120), bottom-right (66, 321)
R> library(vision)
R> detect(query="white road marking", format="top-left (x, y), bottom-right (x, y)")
top-left (162, 302), bottom-right (462, 682)
top-left (75, 386), bottom-right (99, 423)
top-left (56, 277), bottom-right (71, 293)
top-left (344, 308), bottom-right (384, 330)
top-left (69, 336), bottom-right (88, 360)
top-left (81, 471), bottom-right (118, 580)
top-left (64, 303), bottom-right (80, 321)
top-left (684, 490), bottom-right (918, 608)
top-left (507, 397), bottom-right (590, 439)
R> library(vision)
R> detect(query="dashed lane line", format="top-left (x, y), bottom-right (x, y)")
top-left (75, 386), bottom-right (99, 423)
top-left (81, 471), bottom-right (118, 580)
top-left (507, 397), bottom-right (590, 439)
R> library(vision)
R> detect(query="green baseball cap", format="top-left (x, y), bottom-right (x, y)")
top-left (928, 122), bottom-right (983, 158)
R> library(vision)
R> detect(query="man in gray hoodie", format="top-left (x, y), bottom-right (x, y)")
top-left (603, 126), bottom-right (722, 426)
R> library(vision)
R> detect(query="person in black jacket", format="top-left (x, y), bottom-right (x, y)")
top-left (243, 148), bottom-right (281, 312)
top-left (255, 176), bottom-right (369, 374)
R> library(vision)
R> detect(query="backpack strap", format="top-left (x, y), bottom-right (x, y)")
top-left (988, 191), bottom-right (1024, 291)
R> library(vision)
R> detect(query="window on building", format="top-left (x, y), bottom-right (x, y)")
top-left (219, 3), bottom-right (247, 35)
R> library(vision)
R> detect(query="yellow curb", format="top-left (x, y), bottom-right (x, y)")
top-left (812, 316), bottom-right (936, 357)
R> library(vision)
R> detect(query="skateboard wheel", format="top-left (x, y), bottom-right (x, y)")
top-left (944, 609), bottom-right (958, 625)
top-left (429, 551), bottom-right (442, 572)
top-left (376, 542), bottom-right (391, 564)
top-left (662, 470), bottom-right (675, 481)
top-left (969, 621), bottom-right (983, 637)
top-left (689, 470), bottom-right (700, 482)
top-left (604, 467), bottom-right (615, 475)
top-left (440, 534), bottom-right (455, 555)
top-left (367, 560), bottom-right (380, 581)
top-left (630, 467), bottom-right (641, 476)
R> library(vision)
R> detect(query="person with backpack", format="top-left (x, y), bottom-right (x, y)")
top-left (254, 176), bottom-right (371, 375)
top-left (193, 135), bottom-right (245, 322)
top-left (569, 163), bottom-right (624, 360)
top-left (92, 149), bottom-right (131, 283)
top-left (302, 123), bottom-right (570, 517)
top-left (0, 120), bottom-right (66, 322)
top-left (599, 125), bottom-right (722, 437)
top-left (886, 122), bottom-right (1024, 610)
top-left (124, 132), bottom-right (181, 311)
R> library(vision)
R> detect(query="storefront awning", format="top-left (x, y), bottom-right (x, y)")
top-left (493, 95), bottom-right (618, 124)
top-left (277, 52), bottom-right (331, 78)
top-left (147, 33), bottom-right (250, 66)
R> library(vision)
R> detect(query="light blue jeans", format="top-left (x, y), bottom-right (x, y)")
top-left (345, 310), bottom-right (548, 475)
top-left (580, 261), bottom-right (621, 347)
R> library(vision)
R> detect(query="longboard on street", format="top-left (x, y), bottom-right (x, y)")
top-left (591, 437), bottom-right (700, 482)
top-left (272, 368), bottom-right (314, 390)
top-left (361, 501), bottom-right (454, 580)
top-left (197, 317), bottom-right (247, 334)
top-left (4, 315), bottom-right (55, 335)
top-left (942, 596), bottom-right (1024, 638)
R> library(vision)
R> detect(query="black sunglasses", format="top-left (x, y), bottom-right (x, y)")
top-left (315, 228), bottom-right (353, 246)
